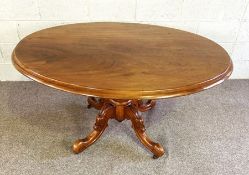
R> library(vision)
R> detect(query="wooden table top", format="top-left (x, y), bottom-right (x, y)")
top-left (12, 23), bottom-right (233, 99)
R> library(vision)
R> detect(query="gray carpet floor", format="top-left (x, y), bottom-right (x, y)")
top-left (0, 80), bottom-right (249, 175)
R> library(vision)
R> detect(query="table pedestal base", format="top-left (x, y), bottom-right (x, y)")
top-left (72, 97), bottom-right (165, 158)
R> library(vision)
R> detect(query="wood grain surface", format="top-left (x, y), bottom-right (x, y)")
top-left (12, 22), bottom-right (233, 99)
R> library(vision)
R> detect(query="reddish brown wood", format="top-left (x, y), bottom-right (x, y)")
top-left (125, 104), bottom-right (164, 159)
top-left (11, 22), bottom-right (233, 158)
top-left (136, 100), bottom-right (156, 112)
top-left (73, 98), bottom-right (164, 158)
top-left (87, 97), bottom-right (104, 110)
top-left (73, 102), bottom-right (114, 154)
top-left (12, 22), bottom-right (233, 100)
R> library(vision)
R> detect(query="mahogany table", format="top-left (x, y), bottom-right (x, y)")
top-left (12, 23), bottom-right (233, 158)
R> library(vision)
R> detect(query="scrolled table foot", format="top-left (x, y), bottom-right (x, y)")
top-left (73, 130), bottom-right (102, 154)
top-left (73, 104), bottom-right (114, 154)
top-left (126, 106), bottom-right (165, 158)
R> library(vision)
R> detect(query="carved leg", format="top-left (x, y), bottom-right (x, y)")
top-left (126, 105), bottom-right (164, 158)
top-left (73, 98), bottom-right (164, 158)
top-left (87, 97), bottom-right (105, 110)
top-left (73, 104), bottom-right (114, 153)
top-left (136, 100), bottom-right (156, 112)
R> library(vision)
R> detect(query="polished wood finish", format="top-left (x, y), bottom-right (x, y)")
top-left (12, 22), bottom-right (233, 100)
top-left (12, 22), bottom-right (233, 158)
top-left (73, 97), bottom-right (164, 158)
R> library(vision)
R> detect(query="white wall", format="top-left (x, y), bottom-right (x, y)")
top-left (0, 0), bottom-right (248, 80)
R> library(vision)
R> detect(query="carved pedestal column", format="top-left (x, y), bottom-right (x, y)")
top-left (73, 97), bottom-right (164, 158)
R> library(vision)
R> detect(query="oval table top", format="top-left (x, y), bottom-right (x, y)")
top-left (12, 22), bottom-right (233, 99)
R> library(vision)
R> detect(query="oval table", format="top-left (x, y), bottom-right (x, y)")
top-left (12, 23), bottom-right (233, 158)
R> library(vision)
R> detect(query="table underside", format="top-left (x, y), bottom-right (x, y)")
top-left (72, 97), bottom-right (165, 158)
